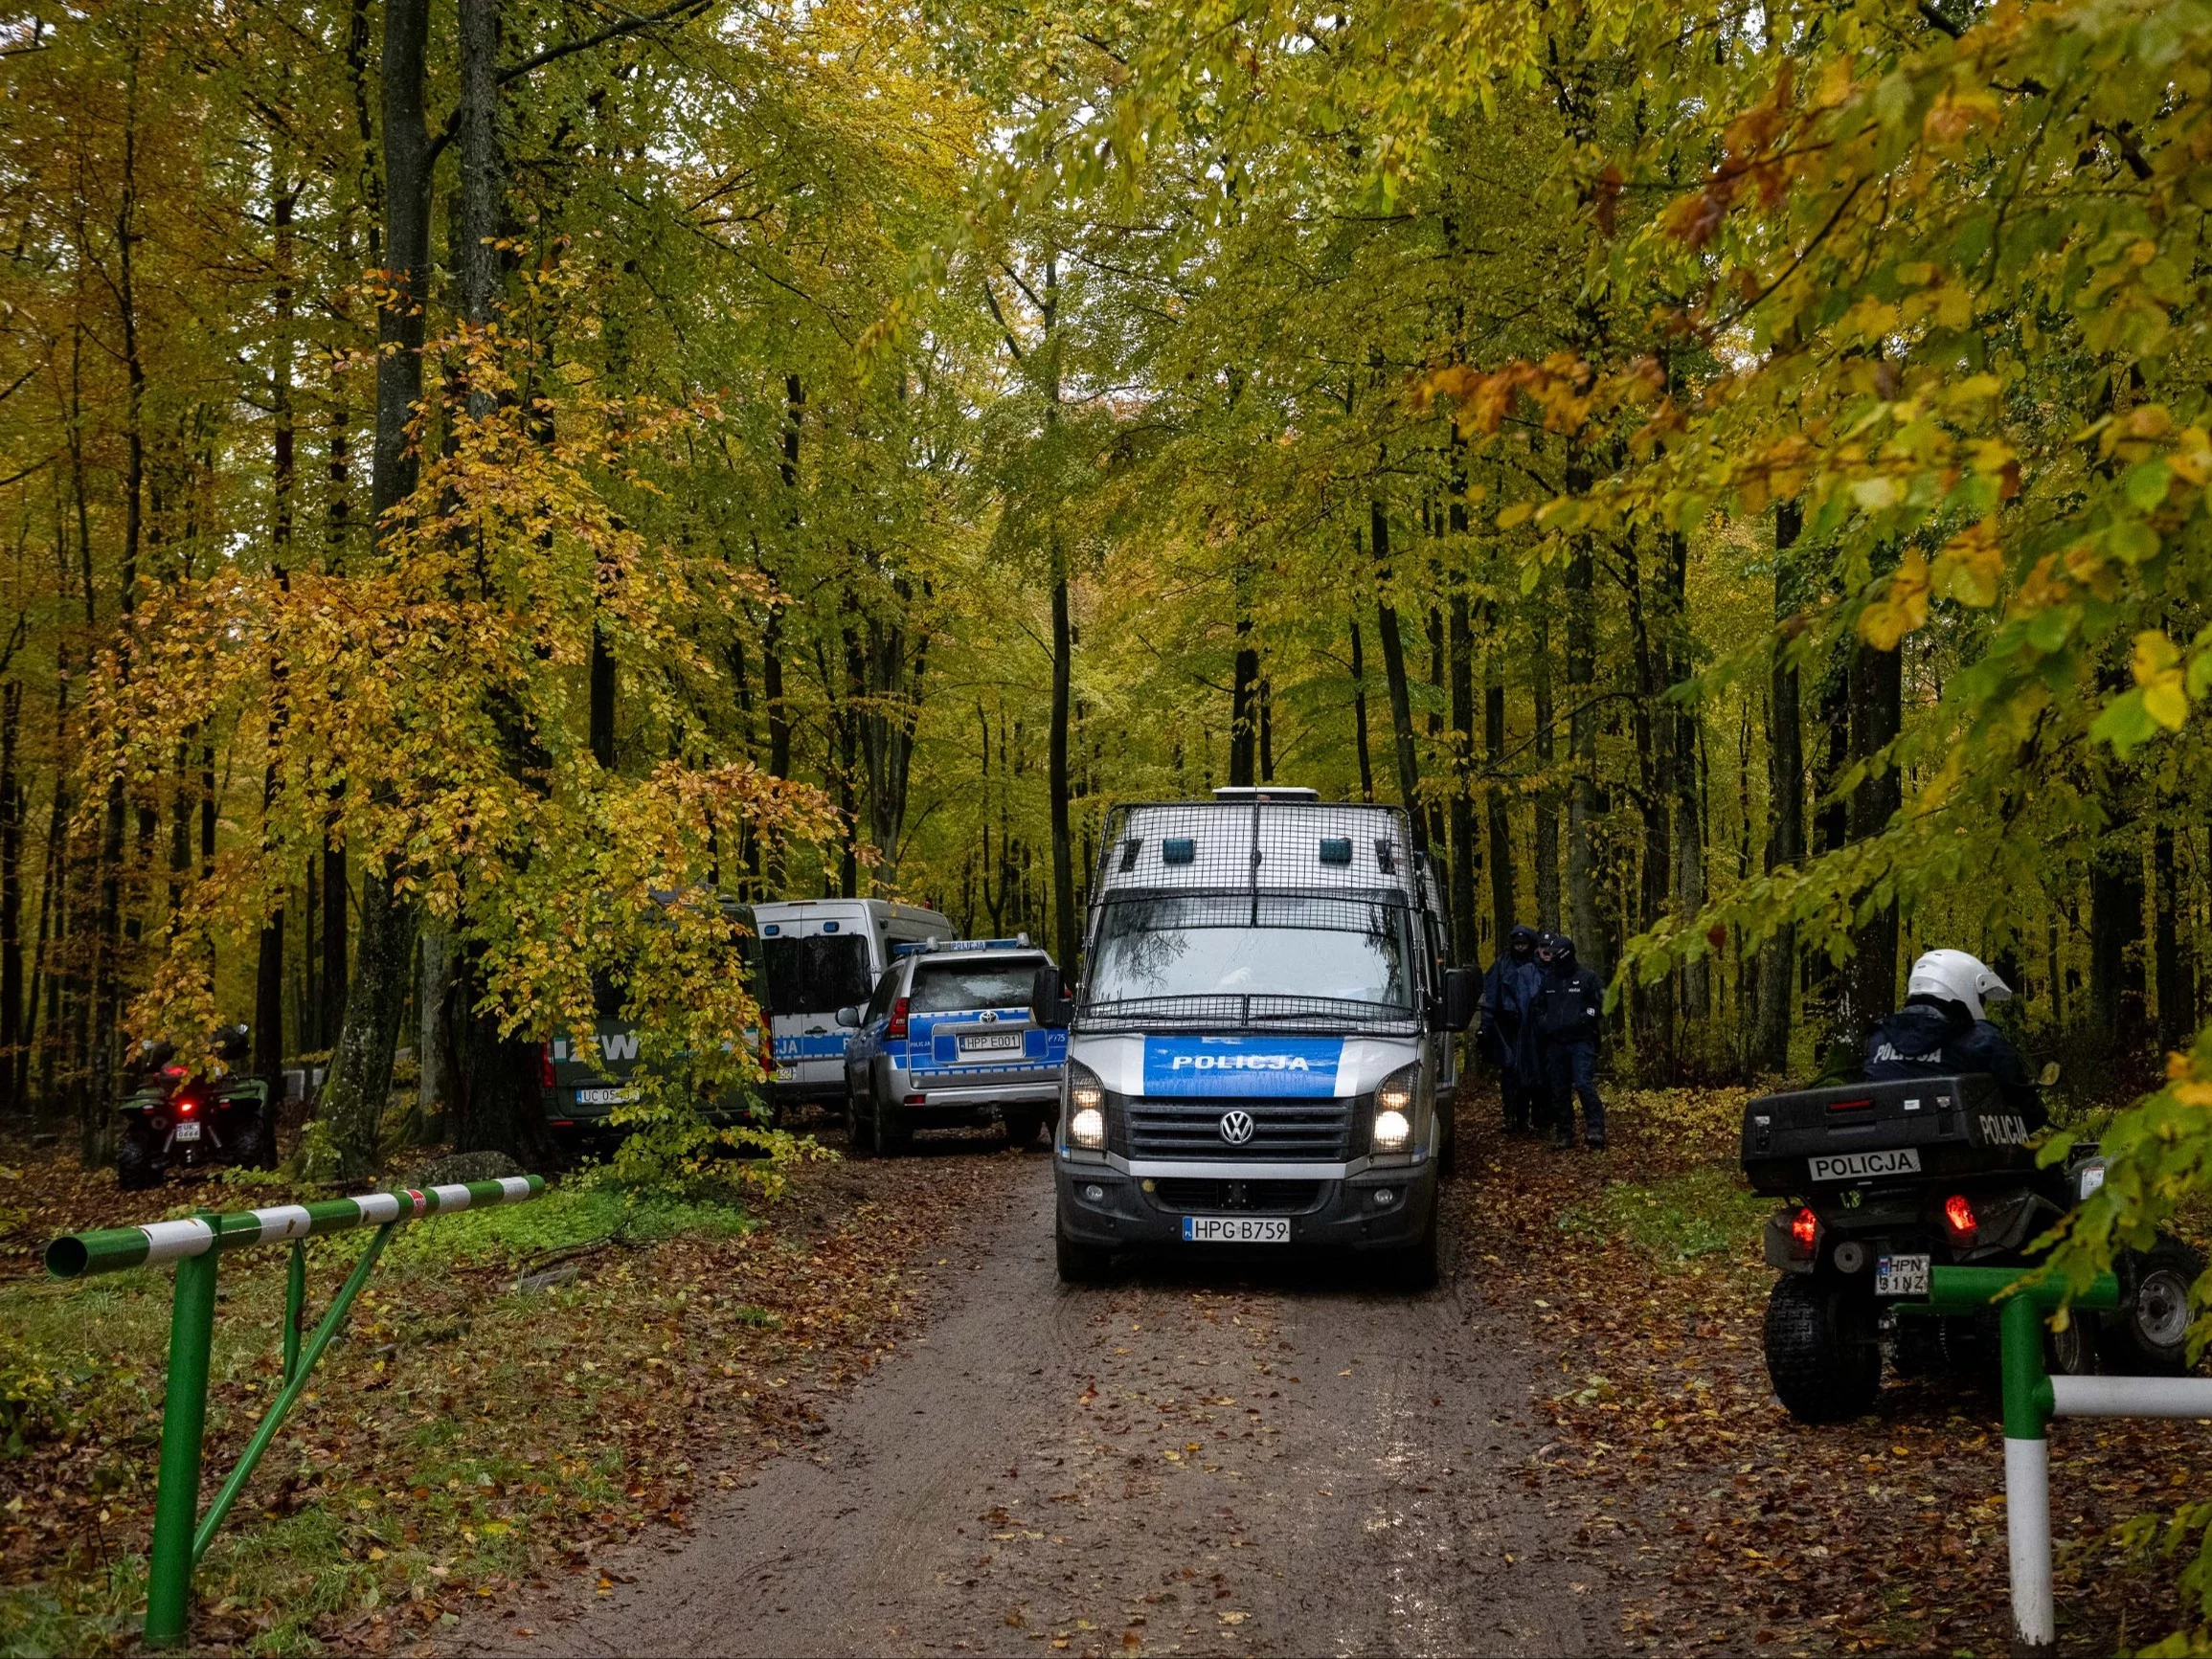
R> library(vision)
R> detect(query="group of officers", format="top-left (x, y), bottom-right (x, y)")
top-left (1475, 930), bottom-right (2042, 1153)
top-left (1477, 925), bottom-right (1608, 1151)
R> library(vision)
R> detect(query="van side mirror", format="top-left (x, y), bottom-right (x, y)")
top-left (835, 1004), bottom-right (863, 1029)
top-left (1441, 968), bottom-right (1478, 1034)
top-left (1031, 966), bottom-right (1072, 1030)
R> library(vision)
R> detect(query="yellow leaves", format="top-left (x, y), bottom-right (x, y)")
top-left (2132, 631), bottom-right (2189, 731)
top-left (1838, 297), bottom-right (1898, 344)
top-left (1857, 549), bottom-right (1930, 651)
top-left (1922, 86), bottom-right (2001, 146)
top-left (1931, 518), bottom-right (2003, 607)
top-left (2167, 427), bottom-right (2212, 486)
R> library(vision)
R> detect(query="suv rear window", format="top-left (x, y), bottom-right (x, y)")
top-left (909, 958), bottom-right (1046, 1014)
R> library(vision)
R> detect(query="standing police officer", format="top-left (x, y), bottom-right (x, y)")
top-left (1533, 933), bottom-right (1607, 1151)
top-left (1478, 925), bottom-right (1545, 1133)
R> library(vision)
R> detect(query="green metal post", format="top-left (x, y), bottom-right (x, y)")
top-left (144, 1228), bottom-right (220, 1648)
top-left (1999, 1292), bottom-right (2056, 1442)
top-left (192, 1223), bottom-right (395, 1563)
top-left (282, 1241), bottom-right (305, 1383)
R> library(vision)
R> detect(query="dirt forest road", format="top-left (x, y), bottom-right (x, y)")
top-left (460, 1147), bottom-right (1615, 1658)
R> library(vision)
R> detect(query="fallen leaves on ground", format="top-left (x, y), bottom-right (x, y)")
top-left (1447, 1084), bottom-right (2211, 1656)
top-left (0, 1118), bottom-right (1018, 1653)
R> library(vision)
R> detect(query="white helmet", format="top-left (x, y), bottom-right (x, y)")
top-left (1906, 949), bottom-right (2013, 1022)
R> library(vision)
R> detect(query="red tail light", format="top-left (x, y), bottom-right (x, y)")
top-left (538, 1042), bottom-right (556, 1087)
top-left (887, 997), bottom-right (910, 1040)
top-left (175, 1096), bottom-right (199, 1117)
top-left (1942, 1193), bottom-right (1978, 1244)
top-left (1790, 1206), bottom-right (1818, 1255)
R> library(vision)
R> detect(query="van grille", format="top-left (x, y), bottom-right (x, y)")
top-left (1152, 1178), bottom-right (1325, 1212)
top-left (1125, 1097), bottom-right (1360, 1162)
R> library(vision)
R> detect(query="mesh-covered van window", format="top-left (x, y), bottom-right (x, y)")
top-left (910, 956), bottom-right (1046, 1014)
top-left (1087, 894), bottom-right (1411, 1012)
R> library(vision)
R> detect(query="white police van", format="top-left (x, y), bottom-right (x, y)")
top-left (1033, 787), bottom-right (1476, 1286)
top-left (755, 899), bottom-right (954, 1108)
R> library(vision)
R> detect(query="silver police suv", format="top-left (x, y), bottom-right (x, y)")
top-left (836, 938), bottom-right (1069, 1155)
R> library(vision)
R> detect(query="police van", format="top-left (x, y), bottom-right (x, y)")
top-left (1033, 788), bottom-right (1475, 1286)
top-left (756, 898), bottom-right (954, 1108)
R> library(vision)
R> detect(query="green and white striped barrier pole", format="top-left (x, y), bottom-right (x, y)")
top-left (45, 1176), bottom-right (544, 1648)
top-left (1925, 1265), bottom-right (2124, 1657)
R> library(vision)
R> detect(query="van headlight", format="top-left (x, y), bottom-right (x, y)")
top-left (1371, 1064), bottom-right (1420, 1155)
top-left (1067, 1062), bottom-right (1107, 1151)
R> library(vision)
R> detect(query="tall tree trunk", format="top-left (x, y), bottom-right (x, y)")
top-left (1482, 603), bottom-right (1514, 949)
top-left (1565, 540), bottom-right (1599, 963)
top-left (1448, 584), bottom-right (1478, 964)
top-left (1532, 611), bottom-right (1559, 933)
top-left (1834, 638), bottom-right (1904, 1063)
top-left (321, 0), bottom-right (431, 1178)
top-left (0, 682), bottom-right (19, 1114)
top-left (1625, 532), bottom-right (1675, 1075)
top-left (2089, 829), bottom-right (2147, 1048)
top-left (256, 182), bottom-right (296, 1101)
top-left (1370, 500), bottom-right (1424, 851)
top-left (418, 916), bottom-right (454, 1129)
top-left (1229, 605), bottom-right (1258, 787)
top-left (1050, 544), bottom-right (1078, 969)
top-left (1349, 610), bottom-right (1375, 804)
top-left (1754, 500), bottom-right (1804, 1075)
top-left (2155, 822), bottom-right (2191, 1056)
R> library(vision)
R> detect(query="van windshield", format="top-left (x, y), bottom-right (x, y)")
top-left (762, 934), bottom-right (874, 1016)
top-left (1085, 894), bottom-right (1412, 1020)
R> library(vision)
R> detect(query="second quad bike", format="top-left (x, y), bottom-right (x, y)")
top-left (116, 1024), bottom-right (276, 1190)
top-left (1743, 1072), bottom-right (2201, 1423)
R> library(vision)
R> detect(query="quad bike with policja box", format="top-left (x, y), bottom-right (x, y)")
top-left (1740, 1071), bottom-right (2201, 1423)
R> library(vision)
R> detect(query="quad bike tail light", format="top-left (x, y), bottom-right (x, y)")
top-left (174, 1096), bottom-right (199, 1117)
top-left (1790, 1206), bottom-right (1818, 1256)
top-left (1942, 1192), bottom-right (1978, 1245)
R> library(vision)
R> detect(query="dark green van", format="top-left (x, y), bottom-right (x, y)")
top-left (539, 900), bottom-right (767, 1143)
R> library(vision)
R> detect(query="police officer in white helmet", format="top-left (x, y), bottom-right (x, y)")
top-left (1864, 949), bottom-right (2043, 1124)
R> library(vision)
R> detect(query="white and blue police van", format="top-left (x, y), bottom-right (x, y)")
top-left (1032, 788), bottom-right (1476, 1286)
top-left (755, 899), bottom-right (954, 1109)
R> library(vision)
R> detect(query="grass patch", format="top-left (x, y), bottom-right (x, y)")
top-left (376, 1183), bottom-right (754, 1269)
top-left (0, 1175), bottom-right (759, 1655)
top-left (1557, 1165), bottom-right (1772, 1264)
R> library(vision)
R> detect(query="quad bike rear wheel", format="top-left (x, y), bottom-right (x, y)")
top-left (1764, 1274), bottom-right (1881, 1423)
top-left (115, 1128), bottom-right (162, 1192)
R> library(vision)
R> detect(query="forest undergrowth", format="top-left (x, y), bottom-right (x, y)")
top-left (1453, 1085), bottom-right (2212, 1658)
top-left (0, 1126), bottom-right (1008, 1656)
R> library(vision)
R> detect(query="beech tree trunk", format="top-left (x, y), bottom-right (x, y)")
top-left (1370, 500), bottom-right (1424, 851)
top-left (1482, 604), bottom-right (1513, 950)
top-left (1532, 611), bottom-right (1559, 933)
top-left (1754, 501), bottom-right (1803, 1075)
top-left (1448, 583), bottom-right (1478, 964)
top-left (1565, 541), bottom-right (1599, 963)
top-left (320, 0), bottom-right (431, 1177)
top-left (1349, 611), bottom-right (1375, 805)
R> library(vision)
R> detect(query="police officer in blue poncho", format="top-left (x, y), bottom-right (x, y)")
top-left (1864, 949), bottom-right (2043, 1127)
top-left (1533, 932), bottom-right (1607, 1151)
top-left (1478, 925), bottom-right (1546, 1133)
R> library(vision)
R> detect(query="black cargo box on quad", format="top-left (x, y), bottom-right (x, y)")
top-left (1739, 1073), bottom-right (2038, 1197)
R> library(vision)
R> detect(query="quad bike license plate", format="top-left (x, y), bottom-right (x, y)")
top-left (1876, 1252), bottom-right (1930, 1296)
top-left (172, 1120), bottom-right (201, 1142)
